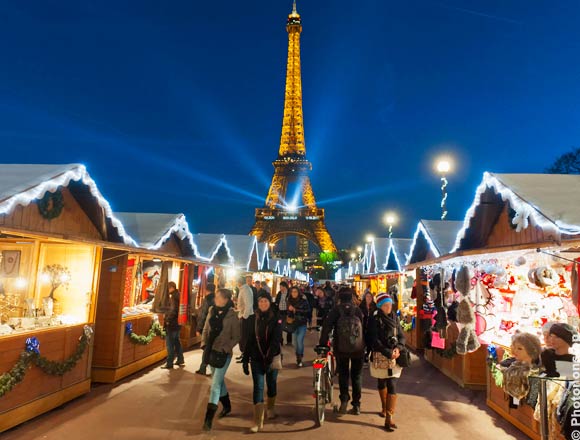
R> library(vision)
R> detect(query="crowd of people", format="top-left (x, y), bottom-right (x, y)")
top-left (159, 276), bottom-right (578, 436)
top-left (161, 277), bottom-right (409, 433)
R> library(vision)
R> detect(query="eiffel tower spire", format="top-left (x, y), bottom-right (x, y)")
top-left (250, 3), bottom-right (337, 254)
top-left (280, 0), bottom-right (305, 156)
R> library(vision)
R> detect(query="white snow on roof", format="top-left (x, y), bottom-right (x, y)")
top-left (114, 212), bottom-right (196, 252)
top-left (0, 163), bottom-right (137, 246)
top-left (422, 220), bottom-right (463, 255)
top-left (452, 172), bottom-right (580, 252)
top-left (192, 234), bottom-right (225, 261)
top-left (223, 234), bottom-right (259, 270)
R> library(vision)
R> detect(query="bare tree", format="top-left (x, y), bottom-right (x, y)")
top-left (546, 148), bottom-right (580, 174)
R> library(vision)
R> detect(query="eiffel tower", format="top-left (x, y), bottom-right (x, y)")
top-left (250, 1), bottom-right (336, 256)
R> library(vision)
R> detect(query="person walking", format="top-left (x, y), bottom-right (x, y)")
top-left (319, 287), bottom-right (365, 414)
top-left (242, 292), bottom-right (282, 433)
top-left (236, 276), bottom-right (254, 363)
top-left (195, 282), bottom-right (216, 375)
top-left (161, 281), bottom-right (185, 369)
top-left (368, 292), bottom-right (406, 431)
top-left (201, 288), bottom-right (240, 431)
top-left (314, 286), bottom-right (334, 329)
top-left (275, 281), bottom-right (292, 346)
top-left (360, 291), bottom-right (377, 364)
top-left (287, 286), bottom-right (310, 367)
top-left (247, 275), bottom-right (259, 311)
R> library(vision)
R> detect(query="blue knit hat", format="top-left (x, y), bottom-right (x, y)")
top-left (376, 292), bottom-right (393, 308)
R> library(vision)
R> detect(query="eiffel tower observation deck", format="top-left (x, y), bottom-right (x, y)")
top-left (250, 1), bottom-right (337, 255)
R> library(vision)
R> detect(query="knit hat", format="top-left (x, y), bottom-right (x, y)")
top-left (257, 290), bottom-right (271, 302)
top-left (375, 292), bottom-right (393, 309)
top-left (549, 323), bottom-right (577, 347)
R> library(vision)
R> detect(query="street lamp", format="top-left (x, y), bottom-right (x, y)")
top-left (350, 252), bottom-right (356, 260)
top-left (365, 234), bottom-right (374, 243)
top-left (356, 246), bottom-right (363, 253)
top-left (435, 157), bottom-right (453, 220)
top-left (383, 212), bottom-right (398, 238)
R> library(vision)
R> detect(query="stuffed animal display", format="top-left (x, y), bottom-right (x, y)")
top-left (455, 266), bottom-right (481, 355)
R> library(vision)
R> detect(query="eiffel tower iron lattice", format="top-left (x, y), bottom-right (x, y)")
top-left (250, 2), bottom-right (337, 255)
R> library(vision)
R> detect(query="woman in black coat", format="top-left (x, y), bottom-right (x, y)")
top-left (369, 293), bottom-right (406, 432)
top-left (359, 291), bottom-right (377, 363)
top-left (242, 293), bottom-right (282, 433)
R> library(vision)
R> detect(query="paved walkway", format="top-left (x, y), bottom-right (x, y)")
top-left (4, 332), bottom-right (527, 440)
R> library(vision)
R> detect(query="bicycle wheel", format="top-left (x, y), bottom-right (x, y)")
top-left (325, 369), bottom-right (334, 405)
top-left (314, 371), bottom-right (326, 426)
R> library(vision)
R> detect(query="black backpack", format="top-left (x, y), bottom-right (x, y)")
top-left (335, 305), bottom-right (364, 354)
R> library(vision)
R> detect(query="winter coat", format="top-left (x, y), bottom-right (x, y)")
top-left (369, 309), bottom-right (406, 361)
top-left (164, 291), bottom-right (180, 331)
top-left (275, 290), bottom-right (289, 313)
top-left (359, 300), bottom-right (377, 344)
top-left (286, 294), bottom-right (310, 326)
top-left (196, 292), bottom-right (215, 333)
top-left (242, 308), bottom-right (282, 368)
top-left (201, 306), bottom-right (240, 355)
top-left (315, 295), bottom-right (334, 321)
top-left (319, 301), bottom-right (365, 359)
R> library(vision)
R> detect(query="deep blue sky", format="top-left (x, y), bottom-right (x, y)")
top-left (1, 1), bottom-right (579, 248)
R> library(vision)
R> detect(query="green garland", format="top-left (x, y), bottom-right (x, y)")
top-left (401, 321), bottom-right (413, 332)
top-left (0, 331), bottom-right (90, 398)
top-left (37, 189), bottom-right (64, 220)
top-left (488, 351), bottom-right (511, 388)
top-left (433, 342), bottom-right (457, 359)
top-left (127, 321), bottom-right (166, 345)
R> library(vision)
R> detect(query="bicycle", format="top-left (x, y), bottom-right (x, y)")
top-left (312, 344), bottom-right (336, 426)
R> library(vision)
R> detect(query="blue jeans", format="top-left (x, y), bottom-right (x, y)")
top-left (251, 362), bottom-right (279, 404)
top-left (209, 355), bottom-right (232, 405)
top-left (293, 324), bottom-right (307, 357)
top-left (165, 328), bottom-right (184, 367)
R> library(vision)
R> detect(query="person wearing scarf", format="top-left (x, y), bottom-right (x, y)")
top-left (359, 291), bottom-right (377, 363)
top-left (201, 288), bottom-right (240, 431)
top-left (369, 293), bottom-right (406, 432)
top-left (242, 292), bottom-right (282, 433)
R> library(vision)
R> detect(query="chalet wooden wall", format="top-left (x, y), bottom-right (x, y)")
top-left (0, 325), bottom-right (90, 422)
top-left (157, 235), bottom-right (183, 256)
top-left (0, 188), bottom-right (102, 241)
top-left (486, 205), bottom-right (551, 248)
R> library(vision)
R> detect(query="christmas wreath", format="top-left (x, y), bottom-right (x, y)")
top-left (125, 320), bottom-right (166, 345)
top-left (38, 189), bottom-right (64, 220)
top-left (0, 326), bottom-right (93, 397)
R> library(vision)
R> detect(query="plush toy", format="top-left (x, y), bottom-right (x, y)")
top-left (455, 266), bottom-right (481, 355)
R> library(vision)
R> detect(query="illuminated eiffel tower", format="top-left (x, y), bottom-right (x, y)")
top-left (250, 1), bottom-right (336, 256)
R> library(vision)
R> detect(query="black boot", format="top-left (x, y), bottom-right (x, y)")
top-left (203, 403), bottom-right (218, 431)
top-left (218, 394), bottom-right (231, 418)
top-left (338, 400), bottom-right (349, 415)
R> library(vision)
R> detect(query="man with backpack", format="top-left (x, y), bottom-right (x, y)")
top-left (318, 287), bottom-right (365, 415)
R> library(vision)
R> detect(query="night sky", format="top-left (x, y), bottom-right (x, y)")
top-left (1, 1), bottom-right (579, 249)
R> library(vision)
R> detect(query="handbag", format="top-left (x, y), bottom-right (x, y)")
top-left (282, 315), bottom-right (297, 334)
top-left (271, 354), bottom-right (283, 370)
top-left (372, 351), bottom-right (397, 370)
top-left (208, 350), bottom-right (228, 368)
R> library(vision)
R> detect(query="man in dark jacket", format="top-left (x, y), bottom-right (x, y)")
top-left (162, 281), bottom-right (184, 369)
top-left (319, 287), bottom-right (365, 415)
top-left (195, 283), bottom-right (216, 375)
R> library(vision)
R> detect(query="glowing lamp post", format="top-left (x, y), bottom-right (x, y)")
top-left (383, 212), bottom-right (397, 238)
top-left (436, 158), bottom-right (452, 220)
top-left (365, 234), bottom-right (374, 243)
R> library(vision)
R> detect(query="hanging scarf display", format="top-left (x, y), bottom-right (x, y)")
top-left (178, 264), bottom-right (189, 325)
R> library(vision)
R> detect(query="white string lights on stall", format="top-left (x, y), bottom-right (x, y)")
top-left (451, 172), bottom-right (580, 253)
top-left (405, 221), bottom-right (442, 266)
top-left (0, 164), bottom-right (138, 247)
